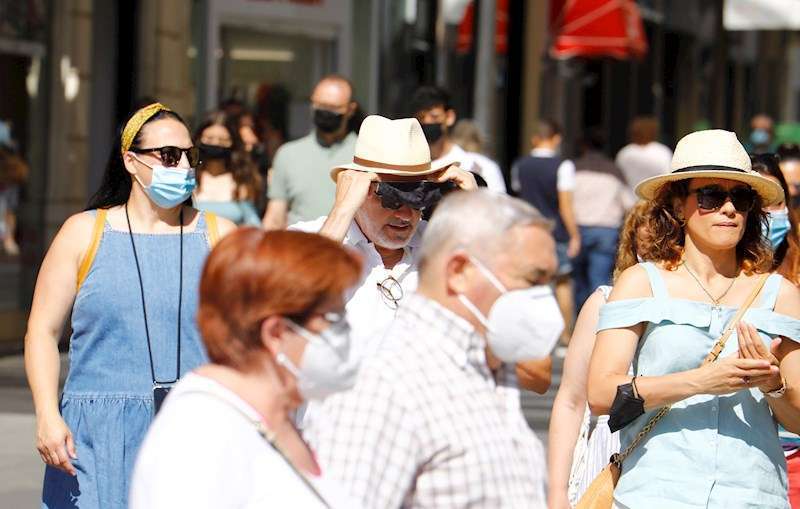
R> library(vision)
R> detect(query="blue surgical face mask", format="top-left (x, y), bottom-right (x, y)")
top-left (750, 128), bottom-right (770, 146)
top-left (133, 155), bottom-right (196, 208)
top-left (764, 207), bottom-right (791, 250)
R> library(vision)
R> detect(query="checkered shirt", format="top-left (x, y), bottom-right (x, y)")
top-left (305, 293), bottom-right (546, 508)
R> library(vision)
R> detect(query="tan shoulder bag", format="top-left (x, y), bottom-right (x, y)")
top-left (576, 273), bottom-right (770, 509)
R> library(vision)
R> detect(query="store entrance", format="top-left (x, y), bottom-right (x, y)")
top-left (218, 26), bottom-right (337, 148)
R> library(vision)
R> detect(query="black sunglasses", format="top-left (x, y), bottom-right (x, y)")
top-left (129, 146), bottom-right (200, 167)
top-left (374, 181), bottom-right (455, 210)
top-left (691, 185), bottom-right (757, 212)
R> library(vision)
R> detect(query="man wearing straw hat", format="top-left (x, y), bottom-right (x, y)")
top-left (292, 114), bottom-right (478, 362)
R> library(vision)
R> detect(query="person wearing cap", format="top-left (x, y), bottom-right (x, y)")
top-left (588, 130), bottom-right (800, 508)
top-left (25, 103), bottom-right (235, 509)
top-left (306, 190), bottom-right (563, 508)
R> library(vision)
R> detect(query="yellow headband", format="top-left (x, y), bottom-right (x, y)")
top-left (120, 103), bottom-right (172, 155)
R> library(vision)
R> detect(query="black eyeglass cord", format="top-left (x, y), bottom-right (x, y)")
top-left (125, 203), bottom-right (183, 385)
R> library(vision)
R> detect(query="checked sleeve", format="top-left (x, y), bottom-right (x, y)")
top-left (306, 370), bottom-right (421, 509)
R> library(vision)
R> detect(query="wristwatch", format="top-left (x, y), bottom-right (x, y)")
top-left (763, 377), bottom-right (787, 399)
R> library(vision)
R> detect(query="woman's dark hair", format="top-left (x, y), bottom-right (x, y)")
top-left (194, 110), bottom-right (263, 201)
top-left (409, 85), bottom-right (452, 116)
top-left (641, 179), bottom-right (773, 274)
top-left (751, 153), bottom-right (800, 284)
top-left (778, 143), bottom-right (800, 162)
top-left (86, 109), bottom-right (189, 210)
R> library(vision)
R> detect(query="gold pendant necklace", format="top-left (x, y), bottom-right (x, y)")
top-left (682, 261), bottom-right (738, 311)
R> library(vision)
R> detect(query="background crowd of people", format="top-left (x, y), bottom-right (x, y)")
top-left (20, 71), bottom-right (800, 509)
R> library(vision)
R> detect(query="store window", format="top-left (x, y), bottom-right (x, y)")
top-left (218, 26), bottom-right (336, 141)
top-left (0, 0), bottom-right (49, 345)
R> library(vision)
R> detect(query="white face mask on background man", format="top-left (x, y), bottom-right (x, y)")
top-left (457, 255), bottom-right (563, 362)
top-left (275, 314), bottom-right (359, 401)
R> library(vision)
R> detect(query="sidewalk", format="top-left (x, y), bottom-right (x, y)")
top-left (0, 354), bottom-right (67, 507)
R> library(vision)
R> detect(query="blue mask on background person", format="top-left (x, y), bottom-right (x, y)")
top-left (764, 208), bottom-right (791, 250)
top-left (132, 155), bottom-right (196, 208)
top-left (750, 128), bottom-right (770, 146)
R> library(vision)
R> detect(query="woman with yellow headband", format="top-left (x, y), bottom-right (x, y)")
top-left (24, 103), bottom-right (235, 508)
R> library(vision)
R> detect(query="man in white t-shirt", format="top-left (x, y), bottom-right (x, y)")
top-left (410, 85), bottom-right (507, 193)
top-left (615, 116), bottom-right (672, 191)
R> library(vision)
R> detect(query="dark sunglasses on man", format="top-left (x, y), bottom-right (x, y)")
top-left (692, 185), bottom-right (757, 212)
top-left (374, 181), bottom-right (456, 211)
top-left (129, 146), bottom-right (201, 167)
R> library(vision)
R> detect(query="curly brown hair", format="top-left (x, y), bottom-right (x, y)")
top-left (639, 180), bottom-right (773, 274)
top-left (613, 200), bottom-right (654, 281)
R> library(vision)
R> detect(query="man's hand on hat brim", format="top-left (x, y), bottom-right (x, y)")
top-left (430, 164), bottom-right (478, 191)
top-left (334, 169), bottom-right (379, 214)
top-left (319, 170), bottom-right (379, 243)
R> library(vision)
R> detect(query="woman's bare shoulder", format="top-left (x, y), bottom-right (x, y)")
top-left (775, 276), bottom-right (800, 320)
top-left (607, 264), bottom-right (653, 302)
top-left (59, 210), bottom-right (99, 239)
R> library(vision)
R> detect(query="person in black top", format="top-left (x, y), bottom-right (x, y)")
top-left (511, 119), bottom-right (580, 344)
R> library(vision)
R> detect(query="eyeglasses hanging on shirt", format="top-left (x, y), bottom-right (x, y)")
top-left (376, 264), bottom-right (414, 311)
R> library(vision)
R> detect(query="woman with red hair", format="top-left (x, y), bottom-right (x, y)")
top-left (130, 228), bottom-right (362, 508)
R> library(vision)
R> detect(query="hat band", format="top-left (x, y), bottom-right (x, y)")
top-left (353, 156), bottom-right (431, 172)
top-left (672, 165), bottom-right (747, 174)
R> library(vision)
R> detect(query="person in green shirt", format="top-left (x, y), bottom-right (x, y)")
top-left (262, 75), bottom-right (358, 229)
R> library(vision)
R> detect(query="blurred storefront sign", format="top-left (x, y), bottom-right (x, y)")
top-left (549, 0), bottom-right (648, 59)
top-left (201, 0), bottom-right (354, 138)
top-left (456, 0), bottom-right (509, 55)
top-left (724, 0), bottom-right (800, 31)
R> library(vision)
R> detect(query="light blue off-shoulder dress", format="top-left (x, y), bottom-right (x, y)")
top-left (598, 262), bottom-right (800, 509)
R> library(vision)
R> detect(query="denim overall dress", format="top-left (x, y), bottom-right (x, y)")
top-left (42, 209), bottom-right (217, 509)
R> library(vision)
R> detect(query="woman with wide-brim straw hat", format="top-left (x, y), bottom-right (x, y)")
top-left (587, 129), bottom-right (800, 508)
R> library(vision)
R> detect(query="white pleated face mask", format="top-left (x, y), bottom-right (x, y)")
top-left (457, 256), bottom-right (564, 362)
top-left (275, 313), bottom-right (359, 401)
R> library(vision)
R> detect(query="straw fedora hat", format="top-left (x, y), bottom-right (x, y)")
top-left (635, 129), bottom-right (784, 206)
top-left (330, 115), bottom-right (457, 181)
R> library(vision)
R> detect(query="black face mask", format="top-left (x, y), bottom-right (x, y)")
top-left (199, 143), bottom-right (232, 161)
top-left (313, 109), bottom-right (345, 134)
top-left (375, 181), bottom-right (456, 210)
top-left (421, 123), bottom-right (444, 144)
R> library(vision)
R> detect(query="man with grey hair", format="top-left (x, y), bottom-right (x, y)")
top-left (307, 189), bottom-right (563, 508)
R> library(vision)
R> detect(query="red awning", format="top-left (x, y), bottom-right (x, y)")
top-left (549, 0), bottom-right (648, 60)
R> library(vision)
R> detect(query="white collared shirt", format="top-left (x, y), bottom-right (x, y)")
top-left (291, 216), bottom-right (425, 361)
top-left (290, 216), bottom-right (425, 430)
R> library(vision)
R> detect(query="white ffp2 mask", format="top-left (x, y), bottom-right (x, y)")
top-left (275, 316), bottom-right (359, 401)
top-left (457, 256), bottom-right (563, 362)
